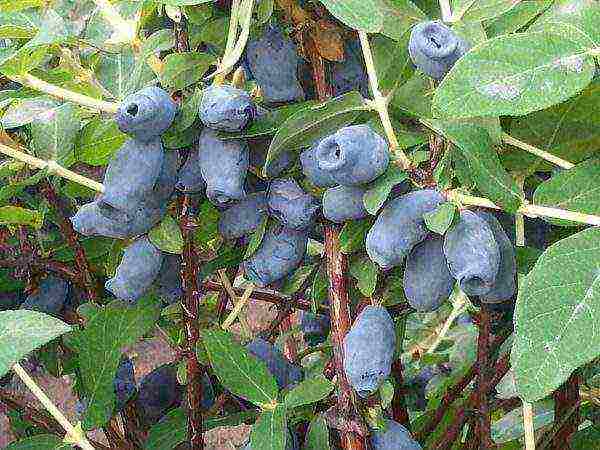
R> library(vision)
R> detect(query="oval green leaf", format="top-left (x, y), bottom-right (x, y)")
top-left (318, 0), bottom-right (384, 32)
top-left (512, 227), bottom-right (600, 402)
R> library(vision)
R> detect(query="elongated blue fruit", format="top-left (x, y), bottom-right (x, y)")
top-left (443, 210), bottom-right (500, 296)
top-left (106, 237), bottom-right (164, 303)
top-left (315, 125), bottom-right (389, 186)
top-left (242, 224), bottom-right (308, 287)
top-left (219, 192), bottom-right (269, 240)
top-left (366, 189), bottom-right (444, 269)
top-left (300, 144), bottom-right (337, 188)
top-left (135, 364), bottom-right (183, 426)
top-left (267, 178), bottom-right (319, 230)
top-left (371, 420), bottom-right (422, 450)
top-left (344, 306), bottom-right (396, 397)
top-left (246, 338), bottom-right (302, 389)
top-left (198, 128), bottom-right (249, 205)
top-left (21, 275), bottom-right (70, 316)
top-left (322, 185), bottom-right (369, 223)
top-left (475, 211), bottom-right (516, 303)
top-left (200, 85), bottom-right (255, 132)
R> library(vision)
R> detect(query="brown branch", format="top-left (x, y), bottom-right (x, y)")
top-left (475, 305), bottom-right (493, 448)
top-left (42, 182), bottom-right (99, 304)
top-left (391, 359), bottom-right (410, 430)
top-left (430, 353), bottom-right (511, 450)
top-left (179, 195), bottom-right (204, 450)
top-left (324, 225), bottom-right (368, 450)
top-left (415, 327), bottom-right (512, 442)
top-left (537, 400), bottom-right (581, 450)
top-left (202, 280), bottom-right (314, 311)
top-left (551, 372), bottom-right (580, 449)
top-left (0, 389), bottom-right (110, 450)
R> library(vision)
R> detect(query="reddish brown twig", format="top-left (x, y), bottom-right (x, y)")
top-left (42, 182), bottom-right (99, 304)
top-left (552, 372), bottom-right (580, 449)
top-left (179, 195), bottom-right (204, 450)
top-left (0, 389), bottom-right (110, 450)
top-left (324, 225), bottom-right (368, 450)
top-left (430, 353), bottom-right (511, 450)
top-left (475, 305), bottom-right (493, 448)
top-left (415, 327), bottom-right (511, 442)
top-left (391, 359), bottom-right (410, 429)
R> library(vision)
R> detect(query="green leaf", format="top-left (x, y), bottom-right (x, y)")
top-left (96, 49), bottom-right (156, 99)
top-left (144, 408), bottom-right (260, 450)
top-left (149, 215), bottom-right (184, 254)
top-left (339, 218), bottom-right (373, 254)
top-left (0, 10), bottom-right (40, 39)
top-left (264, 91), bottom-right (367, 176)
top-left (452, 0), bottom-right (523, 22)
top-left (433, 28), bottom-right (596, 119)
top-left (75, 302), bottom-right (159, 429)
top-left (507, 81), bottom-right (600, 172)
top-left (371, 34), bottom-right (414, 93)
top-left (485, 0), bottom-right (553, 37)
top-left (305, 416), bottom-right (330, 450)
top-left (29, 102), bottom-right (80, 168)
top-left (423, 202), bottom-right (457, 235)
top-left (250, 405), bottom-right (287, 450)
top-left (428, 121), bottom-right (523, 212)
top-left (318, 0), bottom-right (383, 32)
top-left (0, 205), bottom-right (44, 229)
top-left (1, 98), bottom-right (59, 129)
top-left (512, 227), bottom-right (600, 402)
top-left (530, 0), bottom-right (600, 42)
top-left (390, 71), bottom-right (432, 118)
top-left (285, 375), bottom-right (335, 408)
top-left (219, 101), bottom-right (318, 140)
top-left (141, 29), bottom-right (176, 56)
top-left (0, 170), bottom-right (45, 206)
top-left (76, 118), bottom-right (127, 166)
top-left (0, 310), bottom-right (71, 378)
top-left (244, 216), bottom-right (268, 259)
top-left (533, 159), bottom-right (600, 226)
top-left (160, 52), bottom-right (215, 90)
top-left (4, 434), bottom-right (73, 449)
top-left (349, 256), bottom-right (379, 296)
top-left (201, 329), bottom-right (279, 406)
top-left (0, 0), bottom-right (43, 12)
top-left (281, 264), bottom-right (317, 296)
top-left (160, 0), bottom-right (214, 4)
top-left (378, 0), bottom-right (426, 42)
top-left (23, 9), bottom-right (71, 48)
top-left (363, 165), bottom-right (408, 215)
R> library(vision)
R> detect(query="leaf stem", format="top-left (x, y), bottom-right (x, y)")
top-left (222, 283), bottom-right (254, 330)
top-left (502, 133), bottom-right (574, 170)
top-left (427, 292), bottom-right (467, 354)
top-left (210, 0), bottom-right (254, 82)
top-left (447, 191), bottom-right (600, 226)
top-left (92, 0), bottom-right (137, 44)
top-left (0, 144), bottom-right (105, 192)
top-left (11, 73), bottom-right (119, 113)
top-left (439, 0), bottom-right (453, 22)
top-left (358, 31), bottom-right (412, 171)
top-left (11, 363), bottom-right (95, 450)
top-left (214, 0), bottom-right (241, 85)
top-left (523, 401), bottom-right (536, 450)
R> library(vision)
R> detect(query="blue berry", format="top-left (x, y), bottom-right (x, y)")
top-left (115, 86), bottom-right (177, 142)
top-left (329, 39), bottom-right (369, 97)
top-left (315, 125), bottom-right (389, 186)
top-left (404, 235), bottom-right (454, 312)
top-left (114, 357), bottom-right (136, 411)
top-left (219, 192), bottom-right (269, 240)
top-left (300, 144), bottom-right (337, 188)
top-left (200, 85), bottom-right (255, 132)
top-left (176, 146), bottom-right (206, 194)
top-left (242, 224), bottom-right (308, 287)
top-left (475, 211), bottom-right (516, 303)
top-left (21, 275), bottom-right (70, 316)
top-left (106, 237), bottom-right (164, 303)
top-left (366, 189), bottom-right (444, 269)
top-left (246, 338), bottom-right (302, 389)
top-left (408, 21), bottom-right (470, 81)
top-left (371, 420), bottom-right (422, 450)
top-left (322, 185), bottom-right (369, 223)
top-left (245, 25), bottom-right (305, 103)
top-left (135, 364), bottom-right (183, 426)
top-left (344, 306), bottom-right (396, 397)
top-left (198, 129), bottom-right (249, 205)
top-left (443, 210), bottom-right (500, 296)
top-left (267, 178), bottom-right (319, 230)
top-left (153, 254), bottom-right (183, 305)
